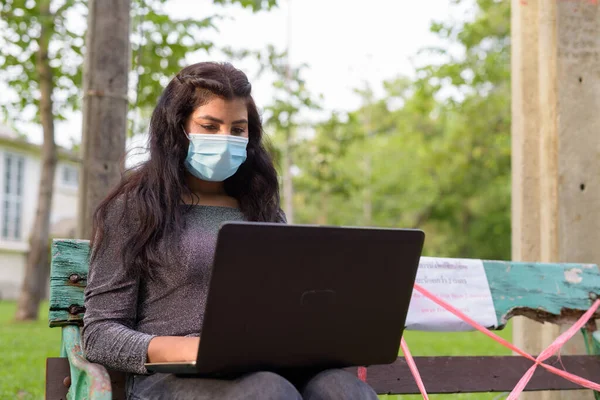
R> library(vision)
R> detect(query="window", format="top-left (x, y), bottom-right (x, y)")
top-left (2, 153), bottom-right (24, 241)
top-left (61, 165), bottom-right (79, 188)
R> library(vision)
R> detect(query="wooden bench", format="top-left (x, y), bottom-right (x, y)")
top-left (46, 239), bottom-right (600, 399)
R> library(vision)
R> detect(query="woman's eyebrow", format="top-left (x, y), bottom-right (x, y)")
top-left (195, 115), bottom-right (248, 124)
top-left (195, 115), bottom-right (223, 123)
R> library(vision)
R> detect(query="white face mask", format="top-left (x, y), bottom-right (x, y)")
top-left (183, 131), bottom-right (249, 182)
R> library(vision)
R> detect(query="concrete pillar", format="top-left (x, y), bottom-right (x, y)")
top-left (512, 0), bottom-right (600, 399)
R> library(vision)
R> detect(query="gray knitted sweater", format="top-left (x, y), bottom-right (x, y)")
top-left (82, 204), bottom-right (249, 374)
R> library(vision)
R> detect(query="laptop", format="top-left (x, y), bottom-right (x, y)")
top-left (145, 222), bottom-right (425, 377)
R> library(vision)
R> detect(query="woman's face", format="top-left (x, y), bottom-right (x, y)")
top-left (185, 97), bottom-right (249, 138)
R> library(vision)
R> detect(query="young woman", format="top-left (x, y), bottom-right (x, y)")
top-left (82, 62), bottom-right (378, 400)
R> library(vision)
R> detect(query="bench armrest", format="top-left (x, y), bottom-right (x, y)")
top-left (61, 325), bottom-right (112, 400)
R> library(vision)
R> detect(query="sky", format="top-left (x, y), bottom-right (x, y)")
top-left (12, 0), bottom-right (464, 153)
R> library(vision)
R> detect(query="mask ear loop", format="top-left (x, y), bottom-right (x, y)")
top-left (182, 126), bottom-right (191, 140)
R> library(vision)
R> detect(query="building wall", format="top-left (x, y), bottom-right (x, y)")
top-left (52, 163), bottom-right (79, 235)
top-left (0, 144), bottom-right (79, 300)
top-left (0, 251), bottom-right (25, 300)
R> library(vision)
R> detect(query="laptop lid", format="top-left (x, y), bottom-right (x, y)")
top-left (195, 222), bottom-right (425, 376)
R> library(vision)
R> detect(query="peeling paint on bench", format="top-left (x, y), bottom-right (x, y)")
top-left (483, 261), bottom-right (600, 327)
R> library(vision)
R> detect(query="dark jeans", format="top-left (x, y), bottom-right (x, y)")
top-left (127, 369), bottom-right (378, 400)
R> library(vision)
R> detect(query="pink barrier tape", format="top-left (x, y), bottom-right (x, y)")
top-left (401, 337), bottom-right (430, 399)
top-left (357, 366), bottom-right (367, 382)
top-left (507, 297), bottom-right (600, 399)
top-left (404, 283), bottom-right (600, 397)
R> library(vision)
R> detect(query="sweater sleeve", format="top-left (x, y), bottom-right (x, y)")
top-left (82, 200), bottom-right (155, 374)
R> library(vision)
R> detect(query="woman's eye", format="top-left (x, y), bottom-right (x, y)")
top-left (201, 125), bottom-right (217, 131)
top-left (232, 127), bottom-right (246, 135)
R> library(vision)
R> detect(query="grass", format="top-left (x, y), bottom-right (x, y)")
top-left (0, 301), bottom-right (512, 400)
top-left (0, 301), bottom-right (61, 400)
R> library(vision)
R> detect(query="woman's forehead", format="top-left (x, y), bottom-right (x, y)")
top-left (192, 97), bottom-right (248, 121)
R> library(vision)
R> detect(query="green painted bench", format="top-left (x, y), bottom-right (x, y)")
top-left (46, 239), bottom-right (600, 399)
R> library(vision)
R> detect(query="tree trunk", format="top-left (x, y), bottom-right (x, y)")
top-left (15, 0), bottom-right (56, 321)
top-left (77, 0), bottom-right (131, 239)
top-left (282, 0), bottom-right (294, 224)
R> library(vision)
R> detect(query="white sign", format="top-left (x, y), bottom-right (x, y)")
top-left (405, 257), bottom-right (498, 331)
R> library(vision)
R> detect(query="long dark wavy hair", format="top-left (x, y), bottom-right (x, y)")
top-left (90, 62), bottom-right (281, 277)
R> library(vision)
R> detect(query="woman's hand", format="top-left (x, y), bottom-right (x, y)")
top-left (147, 336), bottom-right (200, 363)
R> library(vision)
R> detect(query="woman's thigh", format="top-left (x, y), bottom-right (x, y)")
top-left (301, 369), bottom-right (378, 400)
top-left (128, 371), bottom-right (301, 400)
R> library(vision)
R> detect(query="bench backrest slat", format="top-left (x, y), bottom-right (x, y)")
top-left (484, 260), bottom-right (600, 327)
top-left (49, 239), bottom-right (600, 330)
top-left (49, 239), bottom-right (90, 327)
